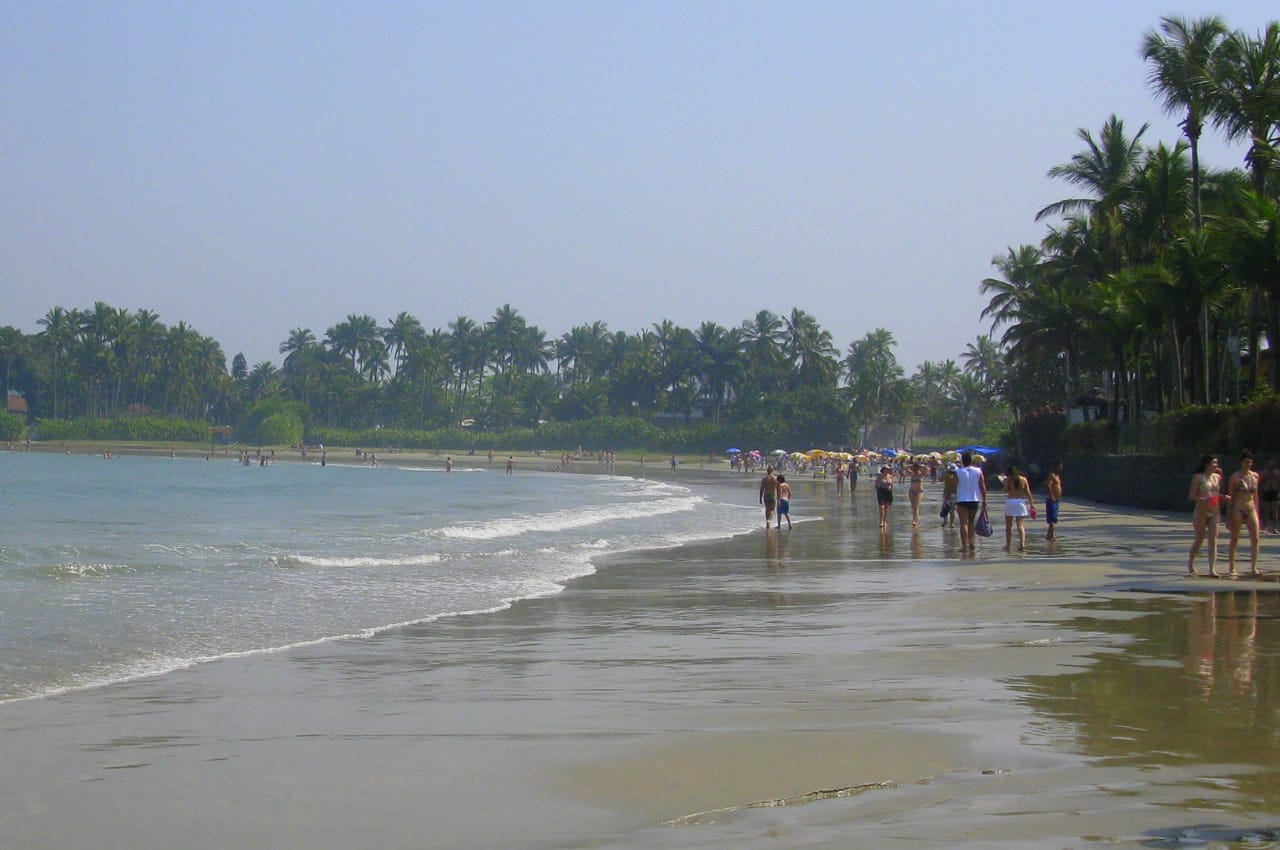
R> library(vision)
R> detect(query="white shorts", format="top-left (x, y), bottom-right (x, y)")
top-left (1004, 498), bottom-right (1030, 518)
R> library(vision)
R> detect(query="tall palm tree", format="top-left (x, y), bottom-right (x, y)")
top-left (1142, 15), bottom-right (1230, 230)
top-left (1209, 23), bottom-right (1280, 196)
top-left (961, 335), bottom-right (1005, 386)
top-left (383, 312), bottom-right (425, 377)
top-left (981, 245), bottom-right (1044, 333)
top-left (783, 308), bottom-right (838, 389)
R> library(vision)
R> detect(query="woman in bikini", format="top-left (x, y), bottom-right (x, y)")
top-left (1187, 454), bottom-right (1223, 577)
top-left (1227, 449), bottom-right (1263, 578)
top-left (1002, 466), bottom-right (1036, 552)
top-left (907, 463), bottom-right (926, 528)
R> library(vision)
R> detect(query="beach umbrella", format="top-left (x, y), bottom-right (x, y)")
top-left (772, 449), bottom-right (787, 455)
top-left (727, 448), bottom-right (741, 453)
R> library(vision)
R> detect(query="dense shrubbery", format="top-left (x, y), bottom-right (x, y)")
top-left (237, 399), bottom-right (309, 445)
top-left (0, 412), bottom-right (25, 441)
top-left (257, 413), bottom-right (304, 446)
top-left (1029, 392), bottom-right (1279, 459)
top-left (34, 416), bottom-right (212, 442)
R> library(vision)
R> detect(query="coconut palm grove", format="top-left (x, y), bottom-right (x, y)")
top-left (2, 15), bottom-right (1278, 457)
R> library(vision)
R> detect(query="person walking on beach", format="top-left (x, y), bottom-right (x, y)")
top-left (835, 463), bottom-right (846, 494)
top-left (506, 456), bottom-right (514, 475)
top-left (907, 462), bottom-right (926, 528)
top-left (1227, 450), bottom-right (1263, 578)
top-left (955, 451), bottom-right (986, 551)
top-left (1045, 460), bottom-right (1063, 540)
top-left (1002, 466), bottom-right (1036, 552)
top-left (759, 466), bottom-right (779, 528)
top-left (1260, 457), bottom-right (1280, 534)
top-left (1187, 454), bottom-right (1223, 577)
top-left (941, 463), bottom-right (958, 528)
top-left (874, 465), bottom-right (895, 530)
top-left (776, 475), bottom-right (793, 529)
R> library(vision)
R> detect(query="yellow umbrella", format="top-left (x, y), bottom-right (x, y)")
top-left (808, 449), bottom-right (829, 459)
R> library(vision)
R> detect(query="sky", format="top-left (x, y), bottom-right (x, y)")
top-left (2, 1), bottom-right (1275, 375)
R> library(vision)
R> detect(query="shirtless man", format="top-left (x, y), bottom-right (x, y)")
top-left (759, 466), bottom-right (779, 529)
top-left (1045, 460), bottom-right (1063, 540)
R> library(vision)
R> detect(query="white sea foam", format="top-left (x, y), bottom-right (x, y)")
top-left (47, 562), bottom-right (136, 578)
top-left (434, 494), bottom-right (705, 540)
top-left (274, 553), bottom-right (443, 568)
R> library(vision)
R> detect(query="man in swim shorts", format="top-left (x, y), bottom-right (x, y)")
top-left (759, 466), bottom-right (779, 529)
top-left (1045, 460), bottom-right (1063, 540)
top-left (776, 475), bottom-right (792, 529)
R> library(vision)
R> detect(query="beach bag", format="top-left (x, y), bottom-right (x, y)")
top-left (1030, 504), bottom-right (1038, 520)
top-left (939, 501), bottom-right (950, 519)
top-left (975, 506), bottom-right (993, 537)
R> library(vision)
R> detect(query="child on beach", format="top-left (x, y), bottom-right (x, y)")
top-left (776, 475), bottom-right (792, 529)
top-left (1045, 460), bottom-right (1063, 540)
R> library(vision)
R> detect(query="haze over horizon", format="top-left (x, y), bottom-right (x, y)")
top-left (2, 2), bottom-right (1271, 373)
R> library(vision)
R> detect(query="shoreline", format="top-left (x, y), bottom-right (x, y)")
top-left (3, 462), bottom-right (1278, 847)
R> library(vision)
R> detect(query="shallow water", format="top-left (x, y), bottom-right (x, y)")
top-left (3, 459), bottom-right (1280, 848)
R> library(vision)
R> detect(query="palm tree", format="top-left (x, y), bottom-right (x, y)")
top-left (1142, 15), bottom-right (1230, 230)
top-left (37, 306), bottom-right (78, 419)
top-left (0, 326), bottom-right (26, 398)
top-left (694, 321), bottom-right (743, 424)
top-left (383, 312), bottom-right (425, 377)
top-left (782, 308), bottom-right (838, 389)
top-left (740, 309), bottom-right (786, 392)
top-left (1208, 23), bottom-right (1280, 196)
top-left (962, 335), bottom-right (1005, 386)
top-left (981, 245), bottom-right (1044, 333)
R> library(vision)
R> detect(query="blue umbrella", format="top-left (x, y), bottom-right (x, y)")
top-left (727, 448), bottom-right (742, 453)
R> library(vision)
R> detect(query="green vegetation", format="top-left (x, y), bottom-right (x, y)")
top-left (3, 14), bottom-right (1278, 458)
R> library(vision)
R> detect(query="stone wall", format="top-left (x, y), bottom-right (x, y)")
top-left (1061, 452), bottom-right (1274, 512)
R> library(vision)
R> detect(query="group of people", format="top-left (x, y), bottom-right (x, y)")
top-left (873, 453), bottom-right (1064, 552)
top-left (1187, 451), bottom-right (1278, 578)
top-left (757, 467), bottom-right (793, 529)
top-left (757, 453), bottom-right (1066, 549)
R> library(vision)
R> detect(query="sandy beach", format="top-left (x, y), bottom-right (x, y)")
top-left (3, 470), bottom-right (1279, 849)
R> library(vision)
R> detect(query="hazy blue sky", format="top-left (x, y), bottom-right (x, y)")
top-left (2, 2), bottom-right (1274, 373)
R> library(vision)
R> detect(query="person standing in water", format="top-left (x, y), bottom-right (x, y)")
top-left (759, 466), bottom-right (779, 529)
top-left (954, 451), bottom-right (986, 552)
top-left (776, 475), bottom-right (793, 529)
top-left (1227, 449), bottom-right (1263, 578)
top-left (874, 465), bottom-right (895, 530)
top-left (1187, 454), bottom-right (1223, 577)
top-left (907, 463), bottom-right (925, 528)
top-left (1045, 460), bottom-right (1063, 540)
top-left (1002, 465), bottom-right (1036, 552)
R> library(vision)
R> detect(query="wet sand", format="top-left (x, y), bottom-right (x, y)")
top-left (3, 476), bottom-right (1279, 849)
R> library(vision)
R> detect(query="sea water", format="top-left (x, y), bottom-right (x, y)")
top-left (0, 452), bottom-right (759, 703)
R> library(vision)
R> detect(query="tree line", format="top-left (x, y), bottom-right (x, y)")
top-left (985, 15), bottom-right (1280, 432)
top-left (0, 303), bottom-right (1008, 448)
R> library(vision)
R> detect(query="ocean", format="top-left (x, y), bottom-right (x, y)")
top-left (0, 451), bottom-right (759, 703)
